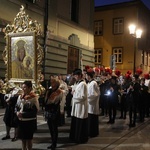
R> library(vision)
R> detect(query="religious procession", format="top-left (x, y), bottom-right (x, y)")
top-left (0, 65), bottom-right (150, 150)
top-left (1, 1), bottom-right (150, 149)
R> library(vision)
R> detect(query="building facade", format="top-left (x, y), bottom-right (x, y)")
top-left (0, 0), bottom-right (95, 81)
top-left (94, 0), bottom-right (150, 74)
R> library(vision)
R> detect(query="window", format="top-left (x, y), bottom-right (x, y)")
top-left (112, 47), bottom-right (123, 63)
top-left (113, 18), bottom-right (124, 34)
top-left (94, 49), bottom-right (102, 66)
top-left (94, 20), bottom-right (103, 36)
top-left (67, 47), bottom-right (79, 74)
top-left (71, 0), bottom-right (79, 23)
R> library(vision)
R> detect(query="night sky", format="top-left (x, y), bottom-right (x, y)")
top-left (94, 0), bottom-right (150, 10)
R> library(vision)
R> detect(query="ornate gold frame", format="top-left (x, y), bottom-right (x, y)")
top-left (3, 5), bottom-right (44, 94)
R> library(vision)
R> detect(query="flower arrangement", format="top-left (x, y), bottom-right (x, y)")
top-left (1, 81), bottom-right (17, 94)
top-left (33, 83), bottom-right (45, 96)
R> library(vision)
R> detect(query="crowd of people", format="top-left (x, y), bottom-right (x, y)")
top-left (1, 67), bottom-right (150, 150)
top-left (99, 69), bottom-right (150, 127)
top-left (1, 81), bottom-right (39, 150)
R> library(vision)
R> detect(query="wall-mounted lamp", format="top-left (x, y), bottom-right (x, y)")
top-left (128, 24), bottom-right (142, 38)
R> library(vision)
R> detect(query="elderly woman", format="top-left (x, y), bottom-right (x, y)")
top-left (16, 81), bottom-right (39, 150)
top-left (44, 77), bottom-right (63, 150)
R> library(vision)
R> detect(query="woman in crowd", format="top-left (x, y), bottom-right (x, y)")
top-left (2, 88), bottom-right (22, 141)
top-left (86, 68), bottom-right (100, 137)
top-left (16, 81), bottom-right (39, 150)
top-left (44, 77), bottom-right (63, 150)
top-left (58, 74), bottom-right (68, 126)
top-left (69, 68), bottom-right (88, 143)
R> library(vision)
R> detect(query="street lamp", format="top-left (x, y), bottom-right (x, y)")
top-left (128, 24), bottom-right (142, 74)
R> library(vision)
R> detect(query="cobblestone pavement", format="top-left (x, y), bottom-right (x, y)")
top-left (0, 108), bottom-right (150, 150)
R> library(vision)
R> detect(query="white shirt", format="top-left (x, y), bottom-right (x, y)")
top-left (87, 80), bottom-right (100, 115)
top-left (71, 80), bottom-right (88, 119)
